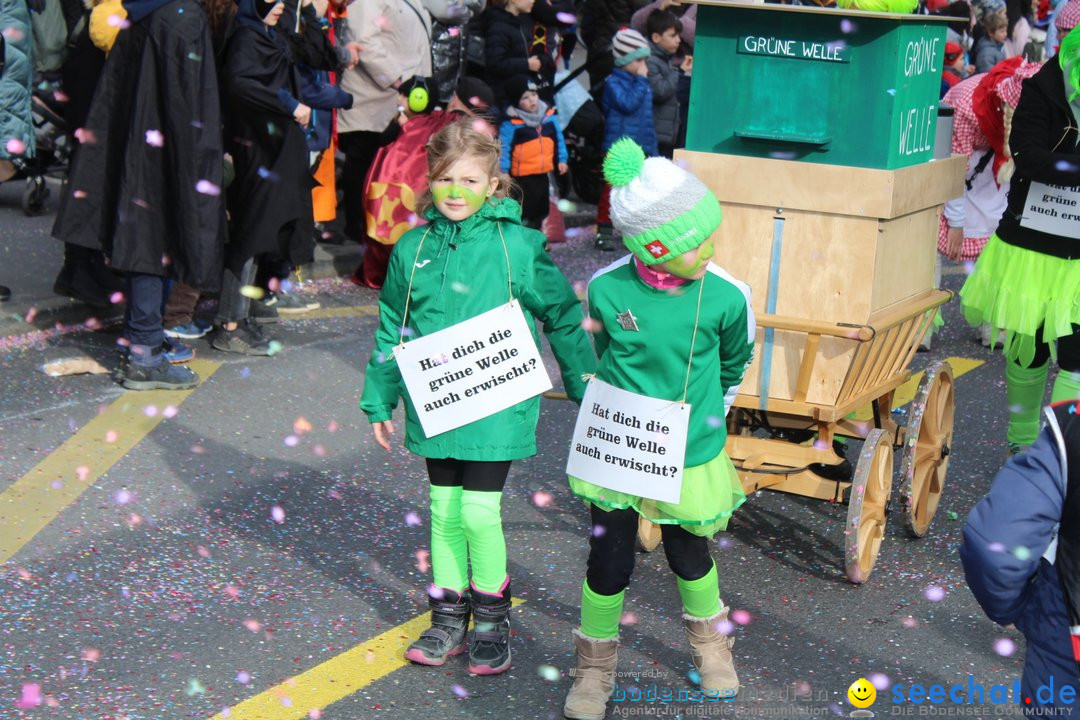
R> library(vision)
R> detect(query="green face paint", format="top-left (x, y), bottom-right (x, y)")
top-left (432, 183), bottom-right (486, 212)
top-left (660, 239), bottom-right (713, 279)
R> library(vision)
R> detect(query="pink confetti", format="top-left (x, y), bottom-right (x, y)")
top-left (994, 638), bottom-right (1016, 657)
top-left (110, 291), bottom-right (125, 304)
top-left (404, 511), bottom-right (421, 527)
top-left (236, 671), bottom-right (251, 684)
top-left (145, 129), bottom-right (164, 147)
top-left (225, 585), bottom-right (240, 598)
top-left (195, 179), bottom-right (221, 196)
top-left (374, 14), bottom-right (391, 29)
top-left (715, 618), bottom-right (735, 636)
top-left (75, 466), bottom-right (90, 482)
top-left (869, 673), bottom-right (891, 689)
top-left (284, 435), bottom-right (299, 447)
top-left (114, 489), bottom-right (133, 505)
top-left (16, 684), bottom-right (42, 709)
top-left (127, 513), bottom-right (142, 526)
top-left (901, 616), bottom-right (918, 628)
top-left (24, 306), bottom-right (38, 323)
top-left (309, 710), bottom-right (322, 719)
top-left (280, 696), bottom-right (293, 707)
top-left (924, 585), bottom-right (946, 602)
top-left (105, 430), bottom-right (118, 443)
top-left (581, 317), bottom-right (602, 332)
top-left (270, 505), bottom-right (286, 523)
top-left (81, 648), bottom-right (100, 663)
top-left (730, 609), bottom-right (752, 625)
top-left (163, 405), bottom-right (178, 419)
top-left (197, 545), bottom-right (211, 558)
top-left (243, 619), bottom-right (262, 633)
top-left (620, 612), bottom-right (638, 625)
top-left (448, 26), bottom-right (460, 37)
top-left (532, 490), bottom-right (553, 508)
top-left (106, 13), bottom-right (130, 28)
top-left (2, 26), bottom-right (25, 42)
top-left (143, 405), bottom-right (158, 417)
top-left (74, 128), bottom-right (96, 144)
top-left (415, 549), bottom-right (430, 573)
top-left (5, 138), bottom-right (26, 155)
top-left (450, 684), bottom-right (468, 698)
top-left (313, 444), bottom-right (327, 457)
top-left (556, 11), bottom-right (577, 23)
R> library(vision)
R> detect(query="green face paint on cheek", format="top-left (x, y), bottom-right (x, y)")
top-left (432, 184), bottom-right (486, 210)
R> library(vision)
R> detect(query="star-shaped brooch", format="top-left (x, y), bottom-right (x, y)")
top-left (615, 309), bottom-right (639, 332)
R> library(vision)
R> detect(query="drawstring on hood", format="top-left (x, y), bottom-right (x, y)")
top-left (422, 197), bottom-right (523, 298)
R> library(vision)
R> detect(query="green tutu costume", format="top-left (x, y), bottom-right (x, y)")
top-left (960, 234), bottom-right (1080, 368)
top-left (570, 450), bottom-right (746, 537)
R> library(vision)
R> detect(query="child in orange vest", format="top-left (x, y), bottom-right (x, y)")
top-left (498, 75), bottom-right (568, 231)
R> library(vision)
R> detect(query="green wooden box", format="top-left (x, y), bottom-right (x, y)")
top-left (687, 2), bottom-right (950, 170)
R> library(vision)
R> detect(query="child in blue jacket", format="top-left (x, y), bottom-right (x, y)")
top-left (594, 27), bottom-right (656, 251)
top-left (961, 400), bottom-right (1080, 714)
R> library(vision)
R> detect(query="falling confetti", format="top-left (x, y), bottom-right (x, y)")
top-left (450, 684), bottom-right (468, 698)
top-left (538, 665), bottom-right (560, 682)
top-left (145, 129), bottom-right (164, 147)
top-left (404, 511), bottom-right (422, 527)
top-left (240, 285), bottom-right (266, 300)
top-left (236, 671), bottom-right (251, 684)
top-left (110, 291), bottom-right (125, 304)
top-left (924, 585), bottom-right (946, 602)
top-left (114, 489), bottom-right (133, 505)
top-left (271, 505), bottom-right (286, 523)
top-left (993, 638), bottom-right (1016, 657)
top-left (293, 417), bottom-right (313, 435)
top-left (415, 549), bottom-right (431, 573)
top-left (16, 684), bottom-right (42, 709)
top-left (620, 612), bottom-right (637, 625)
top-left (195, 179), bottom-right (221, 196)
top-left (5, 138), bottom-right (26, 155)
top-left (532, 490), bottom-right (553, 507)
top-left (186, 678), bottom-right (206, 696)
top-left (284, 435), bottom-right (300, 447)
top-left (730, 609), bottom-right (752, 625)
top-left (869, 673), bottom-right (890, 689)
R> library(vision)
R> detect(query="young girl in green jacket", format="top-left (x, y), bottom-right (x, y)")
top-left (563, 138), bottom-right (754, 720)
top-left (360, 120), bottom-right (595, 675)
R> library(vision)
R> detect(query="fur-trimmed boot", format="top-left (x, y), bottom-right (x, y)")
top-left (404, 587), bottom-right (470, 666)
top-left (468, 580), bottom-right (512, 675)
top-left (683, 609), bottom-right (739, 696)
top-left (563, 629), bottom-right (619, 720)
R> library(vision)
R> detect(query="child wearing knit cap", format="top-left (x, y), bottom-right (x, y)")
top-left (563, 138), bottom-right (754, 720)
top-left (595, 28), bottom-right (658, 252)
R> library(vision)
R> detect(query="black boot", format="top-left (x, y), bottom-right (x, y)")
top-left (808, 439), bottom-right (853, 481)
top-left (468, 580), bottom-right (512, 675)
top-left (404, 587), bottom-right (471, 666)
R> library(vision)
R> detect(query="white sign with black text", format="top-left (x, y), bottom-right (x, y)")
top-left (566, 378), bottom-right (690, 504)
top-left (395, 301), bottom-right (552, 437)
top-left (1021, 181), bottom-right (1080, 239)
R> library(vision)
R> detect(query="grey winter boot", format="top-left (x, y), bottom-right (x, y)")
top-left (404, 587), bottom-right (470, 666)
top-left (563, 629), bottom-right (619, 720)
top-left (468, 581), bottom-right (512, 675)
top-left (683, 608), bottom-right (739, 697)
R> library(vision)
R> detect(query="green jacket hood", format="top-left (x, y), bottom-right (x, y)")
top-left (423, 196), bottom-right (523, 232)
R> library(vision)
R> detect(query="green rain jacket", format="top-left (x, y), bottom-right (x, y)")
top-left (360, 198), bottom-right (596, 460)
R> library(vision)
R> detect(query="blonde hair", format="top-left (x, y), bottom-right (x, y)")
top-left (423, 119), bottom-right (517, 212)
top-left (983, 12), bottom-right (1007, 32)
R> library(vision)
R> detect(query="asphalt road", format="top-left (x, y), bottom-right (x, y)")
top-left (0, 183), bottom-right (1044, 720)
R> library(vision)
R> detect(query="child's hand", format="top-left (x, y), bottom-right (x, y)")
top-left (345, 42), bottom-right (362, 68)
top-left (372, 420), bottom-right (396, 451)
top-left (945, 226), bottom-right (963, 261)
top-left (680, 55), bottom-right (693, 74)
top-left (294, 103), bottom-right (312, 128)
top-left (528, 56), bottom-right (542, 72)
top-left (558, 162), bottom-right (568, 175)
top-left (635, 62), bottom-right (650, 77)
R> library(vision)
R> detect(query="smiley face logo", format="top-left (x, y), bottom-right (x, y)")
top-left (848, 678), bottom-right (876, 708)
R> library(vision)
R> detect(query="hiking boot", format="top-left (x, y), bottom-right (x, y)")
top-left (404, 587), bottom-right (471, 666)
top-left (563, 630), bottom-right (619, 720)
top-left (163, 338), bottom-right (195, 364)
top-left (122, 357), bottom-right (199, 391)
top-left (683, 609), bottom-right (739, 697)
top-left (468, 580), bottom-right (512, 675)
top-left (210, 321), bottom-right (278, 356)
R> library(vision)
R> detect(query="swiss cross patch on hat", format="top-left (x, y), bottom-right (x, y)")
top-left (645, 240), bottom-right (670, 258)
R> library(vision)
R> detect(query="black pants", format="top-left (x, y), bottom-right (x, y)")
top-left (586, 505), bottom-right (714, 596)
top-left (426, 458), bottom-right (512, 493)
top-left (1020, 324), bottom-right (1080, 372)
top-left (515, 173), bottom-right (550, 230)
top-left (338, 130), bottom-right (384, 241)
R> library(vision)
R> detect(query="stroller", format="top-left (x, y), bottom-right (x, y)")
top-left (5, 78), bottom-right (71, 216)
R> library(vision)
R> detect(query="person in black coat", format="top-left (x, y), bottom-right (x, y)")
top-left (52, 0), bottom-right (225, 390)
top-left (210, 0), bottom-right (337, 356)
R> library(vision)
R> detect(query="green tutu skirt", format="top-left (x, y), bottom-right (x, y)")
top-left (960, 235), bottom-right (1080, 367)
top-left (568, 450), bottom-right (746, 537)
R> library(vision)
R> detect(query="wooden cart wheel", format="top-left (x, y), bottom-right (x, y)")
top-left (899, 360), bottom-right (955, 538)
top-left (844, 429), bottom-right (893, 584)
top-left (636, 515), bottom-right (662, 553)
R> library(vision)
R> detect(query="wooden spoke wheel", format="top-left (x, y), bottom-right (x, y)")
top-left (899, 360), bottom-right (955, 538)
top-left (844, 429), bottom-right (893, 584)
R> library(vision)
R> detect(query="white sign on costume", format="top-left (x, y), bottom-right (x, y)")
top-left (1020, 182), bottom-right (1080, 239)
top-left (566, 378), bottom-right (690, 504)
top-left (395, 301), bottom-right (553, 437)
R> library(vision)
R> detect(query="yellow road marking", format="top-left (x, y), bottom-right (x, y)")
top-left (213, 598), bottom-right (525, 720)
top-left (281, 305), bottom-right (379, 321)
top-left (0, 359), bottom-right (221, 564)
top-left (853, 356), bottom-right (984, 421)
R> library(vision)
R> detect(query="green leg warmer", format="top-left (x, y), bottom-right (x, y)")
top-left (1006, 360), bottom-right (1049, 447)
top-left (676, 563), bottom-right (721, 618)
top-left (1052, 369), bottom-right (1080, 404)
top-left (429, 485), bottom-right (468, 592)
top-left (460, 490), bottom-right (506, 594)
top-left (580, 580), bottom-right (624, 639)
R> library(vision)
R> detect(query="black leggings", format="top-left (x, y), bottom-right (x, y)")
top-left (586, 505), bottom-right (714, 596)
top-left (425, 458), bottom-right (512, 493)
top-left (1021, 324), bottom-right (1080, 371)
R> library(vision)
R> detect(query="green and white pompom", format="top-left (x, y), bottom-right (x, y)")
top-left (603, 137), bottom-right (646, 188)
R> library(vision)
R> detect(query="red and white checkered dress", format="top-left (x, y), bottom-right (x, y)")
top-left (938, 74), bottom-right (995, 262)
